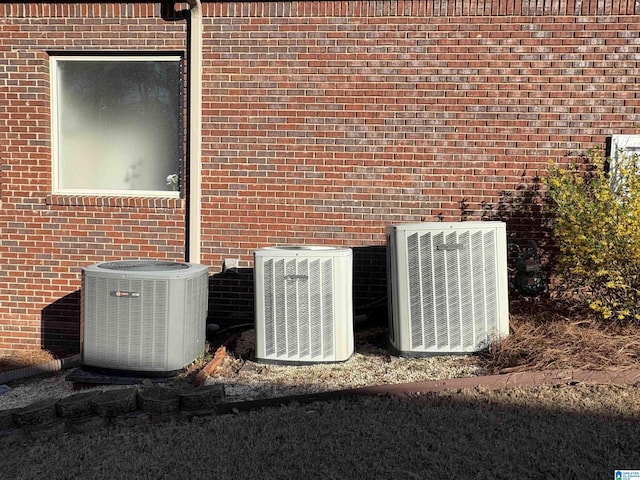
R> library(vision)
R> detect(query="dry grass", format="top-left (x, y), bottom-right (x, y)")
top-left (3, 300), bottom-right (640, 479)
top-left (0, 349), bottom-right (56, 374)
top-left (482, 299), bottom-right (640, 373)
top-left (3, 384), bottom-right (640, 479)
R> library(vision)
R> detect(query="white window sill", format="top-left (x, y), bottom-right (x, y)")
top-left (45, 194), bottom-right (185, 209)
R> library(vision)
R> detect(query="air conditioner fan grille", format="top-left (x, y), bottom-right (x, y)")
top-left (406, 227), bottom-right (500, 351)
top-left (262, 257), bottom-right (335, 361)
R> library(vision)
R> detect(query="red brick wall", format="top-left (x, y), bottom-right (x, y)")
top-left (200, 0), bottom-right (640, 318)
top-left (2, 0), bottom-right (640, 352)
top-left (0, 3), bottom-right (188, 354)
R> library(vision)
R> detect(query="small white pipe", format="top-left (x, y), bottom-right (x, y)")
top-left (187, 0), bottom-right (203, 264)
top-left (0, 354), bottom-right (81, 385)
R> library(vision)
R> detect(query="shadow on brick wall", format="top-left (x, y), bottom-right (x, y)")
top-left (41, 290), bottom-right (81, 356)
top-left (207, 268), bottom-right (255, 332)
top-left (478, 179), bottom-right (550, 248)
top-left (352, 245), bottom-right (388, 327)
top-left (478, 179), bottom-right (555, 295)
top-left (206, 245), bottom-right (389, 335)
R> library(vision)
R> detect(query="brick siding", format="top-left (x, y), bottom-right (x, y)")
top-left (0, 3), bottom-right (187, 353)
top-left (1, 0), bottom-right (639, 353)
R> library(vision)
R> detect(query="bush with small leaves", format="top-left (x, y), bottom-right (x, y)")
top-left (544, 149), bottom-right (640, 323)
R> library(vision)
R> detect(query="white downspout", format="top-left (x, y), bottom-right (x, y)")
top-left (187, 0), bottom-right (202, 264)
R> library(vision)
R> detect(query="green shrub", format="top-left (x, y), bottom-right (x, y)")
top-left (544, 149), bottom-right (640, 323)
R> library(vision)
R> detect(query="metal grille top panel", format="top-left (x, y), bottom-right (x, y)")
top-left (97, 260), bottom-right (190, 272)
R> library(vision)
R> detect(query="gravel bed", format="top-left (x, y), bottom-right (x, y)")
top-left (206, 348), bottom-right (485, 400)
top-left (205, 329), bottom-right (487, 400)
top-left (0, 372), bottom-right (140, 411)
top-left (0, 329), bottom-right (488, 411)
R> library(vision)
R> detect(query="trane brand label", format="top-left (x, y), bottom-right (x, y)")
top-left (109, 290), bottom-right (140, 298)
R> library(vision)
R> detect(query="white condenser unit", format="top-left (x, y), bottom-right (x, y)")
top-left (254, 246), bottom-right (354, 364)
top-left (387, 222), bottom-right (509, 356)
top-left (81, 260), bottom-right (208, 376)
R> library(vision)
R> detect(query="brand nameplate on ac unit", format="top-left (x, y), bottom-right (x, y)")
top-left (283, 274), bottom-right (309, 281)
top-left (110, 291), bottom-right (140, 298)
top-left (436, 243), bottom-right (463, 251)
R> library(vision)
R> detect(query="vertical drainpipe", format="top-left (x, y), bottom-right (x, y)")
top-left (186, 0), bottom-right (203, 264)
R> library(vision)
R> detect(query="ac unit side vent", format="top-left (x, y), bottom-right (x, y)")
top-left (254, 246), bottom-right (353, 364)
top-left (387, 222), bottom-right (509, 356)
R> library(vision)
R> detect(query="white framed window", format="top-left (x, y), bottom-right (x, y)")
top-left (51, 54), bottom-right (183, 196)
top-left (610, 134), bottom-right (640, 195)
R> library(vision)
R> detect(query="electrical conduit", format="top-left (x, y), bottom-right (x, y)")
top-left (0, 354), bottom-right (81, 385)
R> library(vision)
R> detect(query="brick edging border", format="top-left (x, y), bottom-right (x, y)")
top-left (215, 367), bottom-right (640, 413)
top-left (3, 366), bottom-right (640, 445)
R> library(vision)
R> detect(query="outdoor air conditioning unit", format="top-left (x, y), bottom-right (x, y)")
top-left (254, 246), bottom-right (354, 364)
top-left (81, 260), bottom-right (208, 376)
top-left (387, 222), bottom-right (509, 356)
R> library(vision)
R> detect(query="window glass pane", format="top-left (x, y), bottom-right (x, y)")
top-left (55, 58), bottom-right (181, 193)
top-left (610, 135), bottom-right (640, 195)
